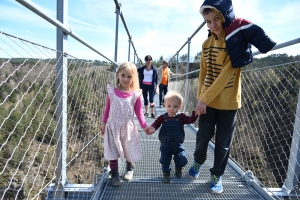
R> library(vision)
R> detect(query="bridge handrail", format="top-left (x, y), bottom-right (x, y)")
top-left (16, 0), bottom-right (119, 66)
top-left (170, 37), bottom-right (300, 79)
top-left (113, 0), bottom-right (141, 65)
top-left (170, 21), bottom-right (206, 60)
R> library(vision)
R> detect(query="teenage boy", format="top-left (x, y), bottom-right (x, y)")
top-left (189, 0), bottom-right (276, 194)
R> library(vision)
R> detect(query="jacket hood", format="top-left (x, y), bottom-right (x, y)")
top-left (199, 0), bottom-right (235, 28)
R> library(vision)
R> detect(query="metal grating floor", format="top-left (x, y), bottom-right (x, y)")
top-left (98, 97), bottom-right (268, 199)
top-left (101, 182), bottom-right (265, 200)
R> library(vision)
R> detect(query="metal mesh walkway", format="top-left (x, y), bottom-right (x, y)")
top-left (97, 96), bottom-right (269, 199)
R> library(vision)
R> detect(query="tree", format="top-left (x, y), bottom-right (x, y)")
top-left (158, 55), bottom-right (164, 64)
top-left (194, 51), bottom-right (202, 63)
top-left (180, 54), bottom-right (188, 62)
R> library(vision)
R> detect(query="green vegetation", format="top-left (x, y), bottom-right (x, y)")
top-left (0, 59), bottom-right (109, 199)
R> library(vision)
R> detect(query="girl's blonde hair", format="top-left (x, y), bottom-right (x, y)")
top-left (116, 62), bottom-right (139, 91)
top-left (164, 90), bottom-right (183, 107)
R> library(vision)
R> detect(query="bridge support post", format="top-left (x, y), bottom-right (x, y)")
top-left (283, 88), bottom-right (300, 193)
top-left (183, 38), bottom-right (191, 112)
top-left (114, 4), bottom-right (121, 73)
top-left (128, 37), bottom-right (131, 62)
top-left (176, 53), bottom-right (179, 82)
top-left (134, 52), bottom-right (136, 65)
top-left (53, 0), bottom-right (68, 199)
top-left (114, 4), bottom-right (121, 72)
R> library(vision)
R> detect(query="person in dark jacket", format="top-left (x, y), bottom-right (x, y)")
top-left (137, 55), bottom-right (158, 118)
top-left (200, 0), bottom-right (276, 68)
top-left (188, 0), bottom-right (276, 194)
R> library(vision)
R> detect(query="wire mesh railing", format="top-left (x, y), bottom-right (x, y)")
top-left (1, 0), bottom-right (300, 199)
top-left (1, 31), bottom-right (300, 199)
top-left (0, 31), bottom-right (114, 199)
top-left (1, 0), bottom-right (142, 199)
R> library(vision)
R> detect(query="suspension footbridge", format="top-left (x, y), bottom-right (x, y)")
top-left (1, 0), bottom-right (300, 199)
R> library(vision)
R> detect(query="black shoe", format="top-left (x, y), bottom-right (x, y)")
top-left (175, 167), bottom-right (183, 178)
top-left (144, 112), bottom-right (149, 117)
top-left (159, 105), bottom-right (163, 108)
top-left (151, 113), bottom-right (156, 118)
top-left (111, 168), bottom-right (122, 187)
top-left (162, 172), bottom-right (170, 183)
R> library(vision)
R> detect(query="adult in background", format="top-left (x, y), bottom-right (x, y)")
top-left (137, 55), bottom-right (158, 118)
top-left (157, 60), bottom-right (181, 108)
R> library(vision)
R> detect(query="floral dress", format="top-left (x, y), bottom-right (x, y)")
top-left (103, 85), bottom-right (142, 162)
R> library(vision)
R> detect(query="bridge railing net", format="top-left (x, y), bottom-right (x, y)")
top-left (1, 29), bottom-right (300, 199)
top-left (0, 32), bottom-right (114, 199)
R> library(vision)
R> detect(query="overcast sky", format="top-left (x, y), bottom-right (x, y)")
top-left (1, 0), bottom-right (300, 64)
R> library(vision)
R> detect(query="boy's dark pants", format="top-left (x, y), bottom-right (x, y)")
top-left (159, 84), bottom-right (168, 106)
top-left (193, 106), bottom-right (237, 176)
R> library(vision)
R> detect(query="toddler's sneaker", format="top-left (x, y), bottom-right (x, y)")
top-left (210, 175), bottom-right (223, 193)
top-left (162, 172), bottom-right (170, 183)
top-left (175, 167), bottom-right (183, 178)
top-left (188, 161), bottom-right (202, 178)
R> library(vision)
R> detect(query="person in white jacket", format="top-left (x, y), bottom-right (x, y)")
top-left (157, 60), bottom-right (181, 108)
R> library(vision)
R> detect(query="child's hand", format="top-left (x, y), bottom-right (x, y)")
top-left (100, 123), bottom-right (106, 135)
top-left (143, 127), bottom-right (150, 135)
top-left (143, 127), bottom-right (154, 135)
top-left (195, 100), bottom-right (207, 116)
top-left (148, 127), bottom-right (155, 135)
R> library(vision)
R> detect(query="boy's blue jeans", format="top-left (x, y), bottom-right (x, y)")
top-left (193, 106), bottom-right (237, 176)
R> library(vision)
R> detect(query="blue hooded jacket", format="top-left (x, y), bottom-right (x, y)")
top-left (200, 0), bottom-right (276, 68)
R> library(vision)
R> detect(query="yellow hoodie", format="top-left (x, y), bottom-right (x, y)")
top-left (197, 33), bottom-right (241, 110)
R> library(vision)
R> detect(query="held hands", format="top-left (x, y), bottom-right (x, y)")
top-left (195, 100), bottom-right (207, 116)
top-left (101, 124), bottom-right (155, 136)
top-left (143, 126), bottom-right (156, 135)
top-left (100, 123), bottom-right (106, 135)
top-left (148, 127), bottom-right (155, 135)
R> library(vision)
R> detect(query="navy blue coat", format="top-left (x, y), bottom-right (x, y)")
top-left (200, 0), bottom-right (276, 68)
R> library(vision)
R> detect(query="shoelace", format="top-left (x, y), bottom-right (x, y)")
top-left (193, 163), bottom-right (201, 171)
top-left (211, 175), bottom-right (220, 185)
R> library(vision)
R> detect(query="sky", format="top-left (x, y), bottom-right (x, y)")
top-left (1, 0), bottom-right (300, 64)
